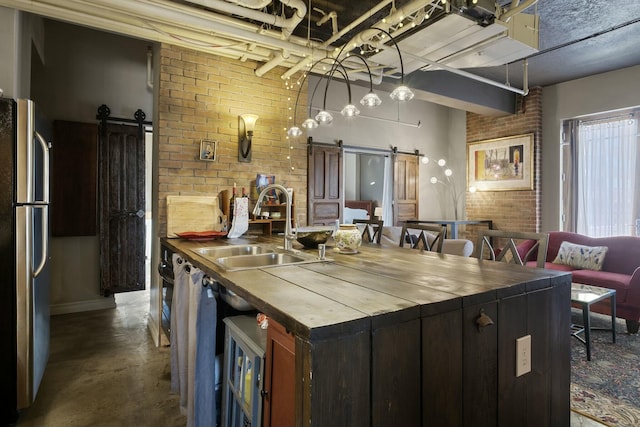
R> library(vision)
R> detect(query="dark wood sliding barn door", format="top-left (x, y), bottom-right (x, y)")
top-left (98, 123), bottom-right (145, 296)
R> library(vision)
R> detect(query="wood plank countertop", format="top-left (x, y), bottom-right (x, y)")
top-left (162, 235), bottom-right (570, 341)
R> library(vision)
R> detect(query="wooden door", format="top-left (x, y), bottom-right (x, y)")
top-left (307, 143), bottom-right (343, 225)
top-left (263, 319), bottom-right (295, 427)
top-left (98, 123), bottom-right (145, 296)
top-left (393, 153), bottom-right (419, 225)
top-left (51, 121), bottom-right (98, 236)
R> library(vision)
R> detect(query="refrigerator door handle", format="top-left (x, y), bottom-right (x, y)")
top-left (33, 205), bottom-right (48, 278)
top-left (34, 131), bottom-right (50, 204)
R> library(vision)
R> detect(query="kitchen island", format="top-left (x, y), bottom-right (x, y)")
top-left (162, 235), bottom-right (571, 427)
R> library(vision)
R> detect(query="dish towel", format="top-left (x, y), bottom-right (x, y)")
top-left (170, 254), bottom-right (190, 415)
top-left (186, 267), bottom-right (205, 427)
top-left (227, 197), bottom-right (248, 238)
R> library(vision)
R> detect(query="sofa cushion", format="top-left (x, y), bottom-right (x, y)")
top-left (571, 269), bottom-right (631, 301)
top-left (552, 241), bottom-right (608, 271)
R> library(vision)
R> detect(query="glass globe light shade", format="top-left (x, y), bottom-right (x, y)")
top-left (287, 126), bottom-right (303, 137)
top-left (444, 168), bottom-right (453, 177)
top-left (360, 91), bottom-right (382, 107)
top-left (420, 156), bottom-right (429, 164)
top-left (438, 158), bottom-right (446, 167)
top-left (315, 110), bottom-right (333, 125)
top-left (341, 104), bottom-right (360, 117)
top-left (390, 85), bottom-right (415, 101)
top-left (430, 177), bottom-right (438, 184)
top-left (469, 186), bottom-right (477, 193)
top-left (302, 117), bottom-right (318, 129)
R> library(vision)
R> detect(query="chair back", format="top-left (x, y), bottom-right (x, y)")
top-left (353, 219), bottom-right (383, 244)
top-left (399, 223), bottom-right (447, 253)
top-left (473, 230), bottom-right (549, 268)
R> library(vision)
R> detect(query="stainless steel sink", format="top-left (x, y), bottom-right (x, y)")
top-left (191, 245), bottom-right (273, 259)
top-left (214, 252), bottom-right (309, 271)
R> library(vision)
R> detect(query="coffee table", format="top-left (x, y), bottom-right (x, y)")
top-left (570, 283), bottom-right (616, 361)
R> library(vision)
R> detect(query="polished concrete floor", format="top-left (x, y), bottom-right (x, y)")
top-left (15, 290), bottom-right (185, 427)
top-left (14, 290), bottom-right (603, 427)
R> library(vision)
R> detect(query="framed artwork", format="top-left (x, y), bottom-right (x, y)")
top-left (467, 133), bottom-right (534, 191)
top-left (199, 139), bottom-right (217, 161)
top-left (256, 173), bottom-right (277, 203)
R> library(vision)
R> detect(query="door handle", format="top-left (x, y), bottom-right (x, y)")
top-left (111, 209), bottom-right (145, 219)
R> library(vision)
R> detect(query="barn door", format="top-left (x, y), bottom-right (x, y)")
top-left (307, 142), bottom-right (343, 225)
top-left (98, 123), bottom-right (145, 295)
top-left (393, 153), bottom-right (419, 225)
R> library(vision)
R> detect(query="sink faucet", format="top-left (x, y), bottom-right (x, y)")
top-left (252, 184), bottom-right (295, 252)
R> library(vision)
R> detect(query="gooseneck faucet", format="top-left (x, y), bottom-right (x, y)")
top-left (252, 184), bottom-right (295, 252)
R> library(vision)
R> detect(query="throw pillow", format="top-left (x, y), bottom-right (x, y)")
top-left (552, 241), bottom-right (608, 271)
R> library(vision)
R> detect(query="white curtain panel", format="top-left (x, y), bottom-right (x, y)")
top-left (577, 116), bottom-right (638, 236)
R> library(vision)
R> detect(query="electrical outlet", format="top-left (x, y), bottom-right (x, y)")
top-left (516, 335), bottom-right (532, 377)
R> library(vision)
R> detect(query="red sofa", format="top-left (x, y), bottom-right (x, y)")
top-left (525, 231), bottom-right (640, 333)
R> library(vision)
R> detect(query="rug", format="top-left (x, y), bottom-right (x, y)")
top-left (570, 309), bottom-right (640, 426)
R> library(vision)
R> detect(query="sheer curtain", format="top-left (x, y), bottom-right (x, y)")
top-left (576, 115), bottom-right (638, 236)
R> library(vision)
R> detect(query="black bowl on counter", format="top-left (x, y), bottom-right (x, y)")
top-left (295, 227), bottom-right (334, 249)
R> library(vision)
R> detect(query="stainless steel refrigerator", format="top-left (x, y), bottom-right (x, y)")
top-left (0, 98), bottom-right (51, 425)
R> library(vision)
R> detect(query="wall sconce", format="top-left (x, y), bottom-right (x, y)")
top-left (238, 113), bottom-right (259, 162)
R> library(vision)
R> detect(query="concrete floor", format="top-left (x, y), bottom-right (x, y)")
top-left (13, 289), bottom-right (604, 427)
top-left (15, 290), bottom-right (185, 427)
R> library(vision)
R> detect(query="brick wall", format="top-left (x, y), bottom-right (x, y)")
top-left (157, 44), bottom-right (308, 236)
top-left (465, 87), bottom-right (543, 235)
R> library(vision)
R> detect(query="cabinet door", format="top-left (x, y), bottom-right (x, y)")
top-left (263, 319), bottom-right (295, 427)
top-left (463, 301), bottom-right (498, 427)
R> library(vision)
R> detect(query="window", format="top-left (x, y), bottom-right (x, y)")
top-left (562, 109), bottom-right (640, 237)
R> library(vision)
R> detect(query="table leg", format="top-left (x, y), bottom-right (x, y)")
top-left (583, 305), bottom-right (592, 361)
top-left (450, 223), bottom-right (458, 239)
top-left (611, 293), bottom-right (616, 344)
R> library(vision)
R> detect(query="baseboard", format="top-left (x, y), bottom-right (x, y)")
top-left (51, 296), bottom-right (116, 315)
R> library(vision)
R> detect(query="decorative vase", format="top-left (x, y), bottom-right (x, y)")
top-left (334, 224), bottom-right (362, 253)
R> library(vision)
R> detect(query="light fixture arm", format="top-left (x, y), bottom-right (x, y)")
top-left (338, 54), bottom-right (375, 93)
top-left (372, 27), bottom-right (406, 85)
top-left (322, 59), bottom-right (354, 109)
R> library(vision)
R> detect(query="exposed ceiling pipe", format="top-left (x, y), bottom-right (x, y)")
top-left (499, 0), bottom-right (538, 22)
top-left (281, 0), bottom-right (433, 80)
top-left (277, 0), bottom-right (395, 80)
top-left (0, 0), bottom-right (285, 63)
top-left (185, 0), bottom-right (307, 38)
top-left (81, 0), bottom-right (323, 59)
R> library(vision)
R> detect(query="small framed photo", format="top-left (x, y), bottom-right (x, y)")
top-left (199, 139), bottom-right (217, 161)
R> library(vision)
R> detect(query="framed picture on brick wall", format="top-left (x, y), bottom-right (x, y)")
top-left (467, 133), bottom-right (534, 191)
top-left (199, 139), bottom-right (217, 161)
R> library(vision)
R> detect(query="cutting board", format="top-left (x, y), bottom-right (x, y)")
top-left (167, 195), bottom-right (224, 238)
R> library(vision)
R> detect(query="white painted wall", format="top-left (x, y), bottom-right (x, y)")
top-left (0, 8), bottom-right (44, 99)
top-left (0, 7), bottom-right (19, 98)
top-left (305, 75), bottom-right (467, 221)
top-left (541, 65), bottom-right (640, 232)
top-left (31, 19), bottom-right (153, 314)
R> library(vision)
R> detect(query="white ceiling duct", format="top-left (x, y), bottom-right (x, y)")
top-left (184, 0), bottom-right (306, 38)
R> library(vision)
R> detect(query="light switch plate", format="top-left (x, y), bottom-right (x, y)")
top-left (516, 335), bottom-right (532, 377)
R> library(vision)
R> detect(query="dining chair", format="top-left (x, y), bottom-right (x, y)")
top-left (473, 229), bottom-right (549, 268)
top-left (353, 219), bottom-right (383, 244)
top-left (398, 223), bottom-right (447, 253)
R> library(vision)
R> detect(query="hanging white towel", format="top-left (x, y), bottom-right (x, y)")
top-left (186, 267), bottom-right (205, 427)
top-left (170, 254), bottom-right (190, 416)
top-left (227, 197), bottom-right (249, 238)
